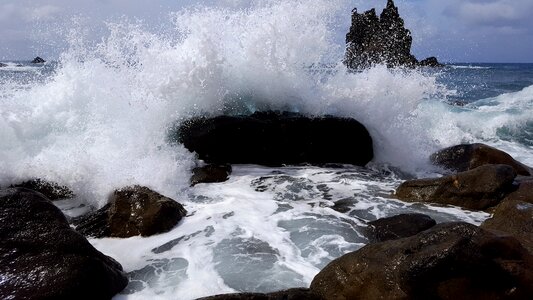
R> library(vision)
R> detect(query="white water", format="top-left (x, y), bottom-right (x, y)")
top-left (1, 0), bottom-right (532, 299)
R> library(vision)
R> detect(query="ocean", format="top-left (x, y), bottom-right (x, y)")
top-left (1, 2), bottom-right (532, 299)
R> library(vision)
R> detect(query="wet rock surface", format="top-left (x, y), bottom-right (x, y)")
top-left (73, 185), bottom-right (187, 238)
top-left (0, 62), bottom-right (7, 67)
top-left (177, 111), bottom-right (373, 167)
top-left (345, 0), bottom-right (441, 69)
top-left (367, 213), bottom-right (436, 242)
top-left (395, 164), bottom-right (517, 210)
top-left (482, 200), bottom-right (533, 254)
top-left (0, 188), bottom-right (128, 299)
top-left (196, 288), bottom-right (322, 300)
top-left (431, 143), bottom-right (532, 176)
top-left (191, 164), bottom-right (232, 186)
top-left (310, 222), bottom-right (533, 300)
top-left (10, 178), bottom-right (74, 201)
top-left (109, 185), bottom-right (187, 237)
top-left (503, 180), bottom-right (533, 204)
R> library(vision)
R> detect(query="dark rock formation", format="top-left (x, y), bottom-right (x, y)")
top-left (197, 288), bottom-right (322, 300)
top-left (503, 180), bottom-right (533, 204)
top-left (191, 164), bottom-right (232, 186)
top-left (177, 111), bottom-right (373, 167)
top-left (395, 164), bottom-right (517, 210)
top-left (73, 186), bottom-right (187, 238)
top-left (310, 222), bottom-right (533, 300)
top-left (31, 56), bottom-right (46, 63)
top-left (72, 204), bottom-right (111, 238)
top-left (0, 188), bottom-right (128, 299)
top-left (367, 213), bottom-right (436, 242)
top-left (0, 62), bottom-right (7, 67)
top-left (482, 200), bottom-right (533, 253)
top-left (10, 178), bottom-right (74, 201)
top-left (419, 57), bottom-right (443, 67)
top-left (431, 143), bottom-right (532, 176)
top-left (345, 0), bottom-right (441, 69)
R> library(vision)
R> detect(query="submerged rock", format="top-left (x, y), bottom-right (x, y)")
top-left (395, 164), bottom-right (516, 210)
top-left (482, 200), bottom-right (533, 253)
top-left (0, 62), bottom-right (7, 67)
top-left (31, 56), bottom-right (46, 63)
top-left (191, 164), bottom-right (232, 186)
top-left (310, 222), bottom-right (533, 299)
top-left (10, 178), bottom-right (74, 201)
top-left (73, 186), bottom-right (187, 238)
top-left (177, 111), bottom-right (373, 167)
top-left (431, 143), bottom-right (532, 176)
top-left (197, 288), bottom-right (322, 300)
top-left (0, 188), bottom-right (128, 299)
top-left (345, 0), bottom-right (441, 69)
top-left (367, 213), bottom-right (436, 242)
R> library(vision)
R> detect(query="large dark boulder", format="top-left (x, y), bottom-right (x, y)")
top-left (395, 164), bottom-right (517, 210)
top-left (482, 200), bottom-right (533, 254)
top-left (31, 56), bottom-right (46, 63)
top-left (0, 188), bottom-right (128, 299)
top-left (344, 0), bottom-right (441, 69)
top-left (191, 164), bottom-right (232, 186)
top-left (419, 57), bottom-right (444, 67)
top-left (177, 111), bottom-right (373, 167)
top-left (196, 288), bottom-right (322, 300)
top-left (366, 213), bottom-right (436, 242)
top-left (431, 143), bottom-right (532, 176)
top-left (10, 178), bottom-right (74, 201)
top-left (310, 222), bottom-right (533, 300)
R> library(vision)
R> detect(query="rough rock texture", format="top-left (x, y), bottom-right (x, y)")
top-left (310, 222), bottom-right (533, 300)
top-left (367, 213), bottom-right (436, 242)
top-left (191, 164), bottom-right (232, 186)
top-left (177, 111), bottom-right (373, 167)
top-left (419, 57), bottom-right (443, 67)
top-left (31, 56), bottom-right (46, 63)
top-left (0, 188), bottom-right (128, 299)
top-left (72, 204), bottom-right (111, 238)
top-left (112, 186), bottom-right (187, 237)
top-left (197, 288), bottom-right (322, 300)
top-left (395, 164), bottom-right (517, 210)
top-left (345, 0), bottom-right (441, 69)
top-left (10, 178), bottom-right (74, 201)
top-left (431, 143), bottom-right (532, 176)
top-left (501, 180), bottom-right (533, 204)
top-left (482, 200), bottom-right (533, 254)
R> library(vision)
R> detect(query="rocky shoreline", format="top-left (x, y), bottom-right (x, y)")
top-left (2, 108), bottom-right (532, 299)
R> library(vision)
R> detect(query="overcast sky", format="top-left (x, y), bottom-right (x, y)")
top-left (1, 0), bottom-right (532, 62)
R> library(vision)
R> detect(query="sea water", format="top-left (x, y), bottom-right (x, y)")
top-left (1, 1), bottom-right (532, 299)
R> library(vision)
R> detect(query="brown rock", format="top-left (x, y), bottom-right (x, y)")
top-left (367, 213), bottom-right (436, 242)
top-left (196, 288), bottom-right (322, 300)
top-left (395, 164), bottom-right (517, 210)
top-left (504, 180), bottom-right (533, 204)
top-left (108, 185), bottom-right (187, 238)
top-left (191, 164), bottom-right (232, 186)
top-left (482, 200), bottom-right (533, 253)
top-left (310, 222), bottom-right (533, 300)
top-left (431, 143), bottom-right (532, 176)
